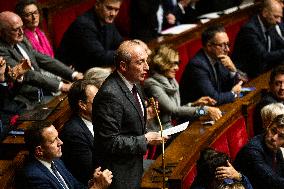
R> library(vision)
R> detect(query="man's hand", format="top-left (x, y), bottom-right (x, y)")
top-left (74, 72), bottom-right (83, 80)
top-left (145, 132), bottom-right (168, 146)
top-left (218, 55), bottom-right (237, 72)
top-left (89, 167), bottom-right (113, 189)
top-left (215, 161), bottom-right (241, 181)
top-left (7, 59), bottom-right (31, 80)
top-left (0, 57), bottom-right (6, 82)
top-left (166, 13), bottom-right (176, 25)
top-left (60, 82), bottom-right (72, 92)
top-left (207, 107), bottom-right (222, 121)
top-left (231, 81), bottom-right (243, 95)
top-left (192, 96), bottom-right (216, 106)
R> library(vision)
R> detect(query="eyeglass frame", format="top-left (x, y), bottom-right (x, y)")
top-left (210, 42), bottom-right (231, 49)
top-left (22, 9), bottom-right (40, 18)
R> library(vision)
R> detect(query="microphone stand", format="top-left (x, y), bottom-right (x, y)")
top-left (149, 97), bottom-right (167, 189)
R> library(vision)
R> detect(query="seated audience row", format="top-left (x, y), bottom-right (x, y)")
top-left (144, 45), bottom-right (222, 132)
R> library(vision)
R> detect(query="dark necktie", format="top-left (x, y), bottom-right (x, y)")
top-left (51, 161), bottom-right (69, 189)
top-left (265, 31), bottom-right (271, 52)
top-left (132, 85), bottom-right (143, 115)
top-left (213, 62), bottom-right (220, 91)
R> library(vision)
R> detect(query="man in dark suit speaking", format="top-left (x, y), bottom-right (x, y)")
top-left (92, 40), bottom-right (167, 189)
top-left (179, 25), bottom-right (243, 105)
top-left (0, 11), bottom-right (83, 108)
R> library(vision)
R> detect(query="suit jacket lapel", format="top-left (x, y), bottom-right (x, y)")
top-left (114, 72), bottom-right (146, 128)
top-left (34, 159), bottom-right (64, 189)
top-left (76, 116), bottom-right (94, 147)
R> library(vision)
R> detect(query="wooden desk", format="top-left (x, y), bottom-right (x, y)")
top-left (141, 72), bottom-right (270, 189)
top-left (0, 93), bottom-right (71, 159)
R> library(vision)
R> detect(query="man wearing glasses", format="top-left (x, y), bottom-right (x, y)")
top-left (180, 25), bottom-right (243, 106)
top-left (232, 0), bottom-right (284, 78)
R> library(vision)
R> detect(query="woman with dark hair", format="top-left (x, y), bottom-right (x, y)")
top-left (15, 0), bottom-right (54, 57)
top-left (144, 45), bottom-right (222, 131)
top-left (190, 148), bottom-right (253, 189)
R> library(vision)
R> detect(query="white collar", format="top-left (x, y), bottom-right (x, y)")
top-left (80, 116), bottom-right (94, 137)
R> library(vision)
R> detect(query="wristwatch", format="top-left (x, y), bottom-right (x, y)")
top-left (196, 106), bottom-right (205, 116)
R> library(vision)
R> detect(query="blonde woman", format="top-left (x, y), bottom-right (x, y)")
top-left (144, 45), bottom-right (222, 131)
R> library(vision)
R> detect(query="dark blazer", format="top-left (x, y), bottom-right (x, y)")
top-left (57, 9), bottom-right (123, 72)
top-left (92, 71), bottom-right (148, 189)
top-left (232, 15), bottom-right (284, 78)
top-left (20, 157), bottom-right (86, 189)
top-left (130, 0), bottom-right (161, 42)
top-left (234, 134), bottom-right (284, 189)
top-left (179, 49), bottom-right (236, 105)
top-left (0, 38), bottom-right (74, 100)
top-left (60, 115), bottom-right (95, 186)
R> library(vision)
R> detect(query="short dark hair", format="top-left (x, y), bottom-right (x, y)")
top-left (269, 65), bottom-right (284, 85)
top-left (202, 25), bottom-right (226, 46)
top-left (195, 148), bottom-right (230, 187)
top-left (15, 0), bottom-right (39, 16)
top-left (24, 121), bottom-right (52, 154)
top-left (68, 79), bottom-right (98, 113)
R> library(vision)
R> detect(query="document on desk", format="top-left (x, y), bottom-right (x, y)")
top-left (239, 2), bottom-right (254, 9)
top-left (198, 12), bottom-right (220, 19)
top-left (159, 121), bottom-right (189, 136)
top-left (222, 6), bottom-right (238, 14)
top-left (161, 24), bottom-right (197, 35)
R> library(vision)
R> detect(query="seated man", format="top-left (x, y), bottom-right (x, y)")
top-left (179, 25), bottom-right (243, 105)
top-left (57, 0), bottom-right (124, 72)
top-left (0, 56), bottom-right (25, 140)
top-left (234, 114), bottom-right (284, 189)
top-left (60, 79), bottom-right (99, 186)
top-left (0, 11), bottom-right (83, 109)
top-left (20, 121), bottom-right (112, 189)
top-left (232, 0), bottom-right (284, 78)
top-left (254, 65), bottom-right (284, 134)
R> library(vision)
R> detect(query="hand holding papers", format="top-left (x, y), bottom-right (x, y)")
top-left (159, 121), bottom-right (189, 137)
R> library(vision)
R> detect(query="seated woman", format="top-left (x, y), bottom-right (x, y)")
top-left (190, 148), bottom-right (253, 189)
top-left (15, 0), bottom-right (54, 57)
top-left (15, 0), bottom-right (61, 94)
top-left (144, 45), bottom-right (222, 131)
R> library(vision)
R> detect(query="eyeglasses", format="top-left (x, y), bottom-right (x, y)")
top-left (23, 10), bottom-right (39, 18)
top-left (210, 42), bottom-right (230, 49)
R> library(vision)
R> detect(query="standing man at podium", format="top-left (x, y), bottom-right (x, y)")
top-left (92, 40), bottom-right (167, 189)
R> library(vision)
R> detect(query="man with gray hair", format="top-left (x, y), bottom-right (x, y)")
top-left (0, 11), bottom-right (83, 108)
top-left (92, 40), bottom-right (167, 189)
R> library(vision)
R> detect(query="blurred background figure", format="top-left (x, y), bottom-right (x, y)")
top-left (84, 67), bottom-right (113, 87)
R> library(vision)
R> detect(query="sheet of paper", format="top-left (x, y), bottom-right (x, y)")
top-left (239, 2), bottom-right (254, 9)
top-left (222, 6), bottom-right (238, 14)
top-left (198, 12), bottom-right (220, 19)
top-left (200, 18), bottom-right (211, 24)
top-left (161, 24), bottom-right (197, 35)
top-left (159, 121), bottom-right (189, 136)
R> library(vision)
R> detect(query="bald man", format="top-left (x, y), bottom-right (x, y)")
top-left (0, 11), bottom-right (83, 108)
top-left (232, 0), bottom-right (284, 78)
top-left (92, 40), bottom-right (167, 189)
